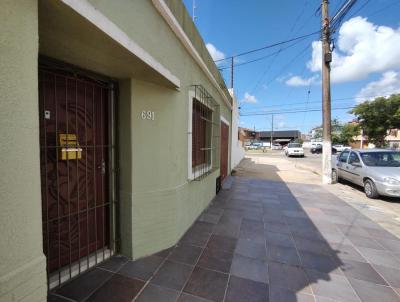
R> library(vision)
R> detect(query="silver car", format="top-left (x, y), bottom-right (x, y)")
top-left (332, 149), bottom-right (400, 198)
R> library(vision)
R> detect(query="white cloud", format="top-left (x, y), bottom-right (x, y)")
top-left (285, 75), bottom-right (319, 86)
top-left (242, 92), bottom-right (257, 104)
top-left (307, 17), bottom-right (400, 83)
top-left (356, 71), bottom-right (400, 101)
top-left (206, 43), bottom-right (225, 61)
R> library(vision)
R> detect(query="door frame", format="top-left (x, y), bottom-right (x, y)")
top-left (38, 56), bottom-right (119, 289)
top-left (220, 116), bottom-right (230, 183)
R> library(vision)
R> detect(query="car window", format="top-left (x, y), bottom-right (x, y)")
top-left (288, 143), bottom-right (301, 148)
top-left (360, 151), bottom-right (400, 167)
top-left (339, 150), bottom-right (350, 163)
top-left (348, 152), bottom-right (360, 164)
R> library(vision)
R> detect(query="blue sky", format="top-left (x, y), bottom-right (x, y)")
top-left (182, 0), bottom-right (400, 134)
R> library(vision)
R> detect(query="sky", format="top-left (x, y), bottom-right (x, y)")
top-left (182, 0), bottom-right (400, 134)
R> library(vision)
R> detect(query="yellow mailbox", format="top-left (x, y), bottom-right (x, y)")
top-left (59, 134), bottom-right (82, 160)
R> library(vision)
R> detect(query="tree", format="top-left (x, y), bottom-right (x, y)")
top-left (351, 94), bottom-right (400, 147)
top-left (339, 123), bottom-right (360, 145)
top-left (312, 118), bottom-right (342, 143)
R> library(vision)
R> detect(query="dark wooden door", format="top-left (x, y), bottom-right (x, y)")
top-left (220, 121), bottom-right (229, 183)
top-left (39, 67), bottom-right (111, 273)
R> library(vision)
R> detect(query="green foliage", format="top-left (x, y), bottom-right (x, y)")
top-left (351, 94), bottom-right (400, 147)
top-left (339, 123), bottom-right (360, 145)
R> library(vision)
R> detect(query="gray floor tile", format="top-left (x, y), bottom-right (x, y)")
top-left (268, 262), bottom-right (311, 294)
top-left (341, 259), bottom-right (387, 285)
top-left (197, 247), bottom-right (233, 273)
top-left (298, 250), bottom-right (342, 274)
top-left (293, 236), bottom-right (332, 255)
top-left (348, 277), bottom-right (400, 302)
top-left (306, 269), bottom-right (359, 302)
top-left (225, 275), bottom-right (269, 302)
top-left (269, 287), bottom-right (315, 302)
top-left (168, 244), bottom-right (203, 265)
top-left (198, 213), bottom-right (221, 224)
top-left (372, 264), bottom-right (400, 288)
top-left (135, 284), bottom-right (180, 302)
top-left (375, 238), bottom-right (400, 252)
top-left (231, 254), bottom-right (268, 283)
top-left (86, 274), bottom-right (145, 302)
top-left (177, 293), bottom-right (212, 302)
top-left (265, 232), bottom-right (295, 248)
top-left (207, 234), bottom-right (237, 254)
top-left (97, 255), bottom-right (129, 272)
top-left (330, 243), bottom-right (367, 262)
top-left (235, 238), bottom-right (266, 260)
top-left (183, 266), bottom-right (229, 302)
top-left (358, 247), bottom-right (400, 268)
top-left (267, 245), bottom-right (301, 266)
top-left (151, 260), bottom-right (193, 291)
top-left (347, 234), bottom-right (385, 250)
top-left (56, 268), bottom-right (113, 302)
top-left (118, 256), bottom-right (164, 281)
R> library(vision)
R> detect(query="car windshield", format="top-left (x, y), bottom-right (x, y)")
top-left (288, 143), bottom-right (301, 148)
top-left (360, 151), bottom-right (400, 167)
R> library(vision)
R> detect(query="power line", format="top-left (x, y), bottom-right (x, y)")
top-left (250, 42), bottom-right (313, 95)
top-left (218, 36), bottom-right (311, 70)
top-left (369, 0), bottom-right (400, 17)
top-left (240, 106), bottom-right (355, 116)
top-left (239, 94), bottom-right (389, 112)
top-left (347, 0), bottom-right (371, 19)
top-left (214, 30), bottom-right (320, 62)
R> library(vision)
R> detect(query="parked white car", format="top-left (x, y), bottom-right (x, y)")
top-left (333, 145), bottom-right (351, 152)
top-left (285, 143), bottom-right (304, 157)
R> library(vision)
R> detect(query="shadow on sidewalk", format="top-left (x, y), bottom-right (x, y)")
top-left (49, 158), bottom-right (400, 302)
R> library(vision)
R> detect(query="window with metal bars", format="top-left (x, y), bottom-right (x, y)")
top-left (189, 85), bottom-right (220, 180)
top-left (192, 99), bottom-right (212, 167)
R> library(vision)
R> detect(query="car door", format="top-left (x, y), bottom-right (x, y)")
top-left (346, 152), bottom-right (363, 185)
top-left (337, 150), bottom-right (350, 179)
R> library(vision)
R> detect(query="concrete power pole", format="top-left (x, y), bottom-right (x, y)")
top-left (321, 0), bottom-right (332, 184)
top-left (230, 57), bottom-right (234, 89)
top-left (192, 0), bottom-right (197, 22)
top-left (271, 114), bottom-right (274, 148)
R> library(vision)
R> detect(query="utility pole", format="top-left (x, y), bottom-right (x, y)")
top-left (321, 0), bottom-right (332, 184)
top-left (192, 0), bottom-right (197, 22)
top-left (230, 57), bottom-right (234, 89)
top-left (271, 114), bottom-right (274, 149)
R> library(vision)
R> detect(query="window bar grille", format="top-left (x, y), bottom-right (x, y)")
top-left (75, 75), bottom-right (81, 276)
top-left (191, 85), bottom-right (220, 180)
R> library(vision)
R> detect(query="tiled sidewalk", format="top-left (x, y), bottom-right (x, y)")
top-left (49, 177), bottom-right (400, 302)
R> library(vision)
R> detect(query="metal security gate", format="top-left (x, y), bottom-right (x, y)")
top-left (220, 121), bottom-right (229, 183)
top-left (38, 61), bottom-right (116, 289)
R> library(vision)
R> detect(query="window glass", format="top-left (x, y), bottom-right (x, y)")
top-left (348, 152), bottom-right (360, 164)
top-left (360, 152), bottom-right (400, 167)
top-left (339, 150), bottom-right (350, 163)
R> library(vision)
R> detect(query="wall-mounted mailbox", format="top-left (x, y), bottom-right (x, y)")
top-left (59, 133), bottom-right (82, 160)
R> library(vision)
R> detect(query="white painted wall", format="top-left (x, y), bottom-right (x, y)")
top-left (229, 89), bottom-right (245, 170)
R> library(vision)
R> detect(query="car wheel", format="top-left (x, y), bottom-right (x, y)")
top-left (364, 179), bottom-right (379, 199)
top-left (331, 169), bottom-right (338, 184)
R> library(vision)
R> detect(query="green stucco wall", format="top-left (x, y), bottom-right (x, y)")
top-left (82, 0), bottom-right (232, 258)
top-left (0, 1), bottom-right (47, 301)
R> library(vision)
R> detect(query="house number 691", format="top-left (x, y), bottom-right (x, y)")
top-left (141, 111), bottom-right (155, 120)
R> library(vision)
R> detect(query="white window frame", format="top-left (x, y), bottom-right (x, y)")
top-left (188, 91), bottom-right (214, 181)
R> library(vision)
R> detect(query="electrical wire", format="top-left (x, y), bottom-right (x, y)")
top-left (240, 106), bottom-right (355, 116)
top-left (214, 30), bottom-right (320, 62)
